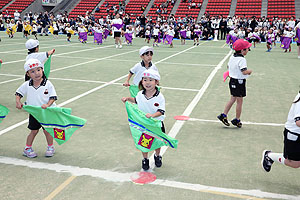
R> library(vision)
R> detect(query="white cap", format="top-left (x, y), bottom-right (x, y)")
top-left (139, 46), bottom-right (154, 56)
top-left (24, 58), bottom-right (43, 72)
top-left (25, 39), bottom-right (39, 50)
top-left (142, 69), bottom-right (160, 81)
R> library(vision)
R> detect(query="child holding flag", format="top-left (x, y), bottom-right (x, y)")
top-left (262, 91), bottom-right (300, 172)
top-left (15, 59), bottom-right (58, 158)
top-left (122, 69), bottom-right (166, 170)
top-left (217, 39), bottom-right (252, 128)
top-left (123, 46), bottom-right (159, 97)
top-left (25, 39), bottom-right (55, 64)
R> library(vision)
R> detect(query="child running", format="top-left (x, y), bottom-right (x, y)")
top-left (123, 46), bottom-right (159, 97)
top-left (25, 39), bottom-right (55, 64)
top-left (15, 58), bottom-right (58, 158)
top-left (262, 91), bottom-right (300, 172)
top-left (121, 69), bottom-right (165, 170)
top-left (217, 39), bottom-right (252, 128)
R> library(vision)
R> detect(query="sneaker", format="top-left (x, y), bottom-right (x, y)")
top-left (217, 113), bottom-right (230, 126)
top-left (23, 147), bottom-right (37, 158)
top-left (154, 154), bottom-right (162, 168)
top-left (142, 158), bottom-right (149, 170)
top-left (115, 44), bottom-right (118, 48)
top-left (231, 118), bottom-right (242, 128)
top-left (45, 146), bottom-right (55, 157)
top-left (261, 150), bottom-right (274, 172)
top-left (119, 45), bottom-right (122, 49)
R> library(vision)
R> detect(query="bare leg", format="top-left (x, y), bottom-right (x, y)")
top-left (26, 130), bottom-right (39, 146)
top-left (223, 96), bottom-right (237, 115)
top-left (43, 129), bottom-right (53, 145)
top-left (235, 97), bottom-right (243, 119)
top-left (285, 159), bottom-right (300, 168)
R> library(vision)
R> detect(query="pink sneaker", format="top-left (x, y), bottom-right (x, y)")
top-left (45, 146), bottom-right (55, 157)
top-left (23, 147), bottom-right (37, 158)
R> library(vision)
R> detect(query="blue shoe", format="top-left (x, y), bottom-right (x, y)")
top-left (23, 147), bottom-right (37, 158)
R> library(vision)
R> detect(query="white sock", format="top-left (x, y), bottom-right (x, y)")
top-left (268, 152), bottom-right (285, 165)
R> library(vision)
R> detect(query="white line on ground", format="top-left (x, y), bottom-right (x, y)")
top-left (148, 49), bottom-right (233, 169)
top-left (0, 73), bottom-right (201, 92)
top-left (188, 118), bottom-right (285, 127)
top-left (0, 156), bottom-right (298, 200)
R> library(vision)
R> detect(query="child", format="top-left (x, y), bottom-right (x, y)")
top-left (180, 25), bottom-right (186, 45)
top-left (295, 22), bottom-right (300, 59)
top-left (266, 29), bottom-right (274, 52)
top-left (111, 13), bottom-right (123, 48)
top-left (6, 19), bottom-right (16, 38)
top-left (152, 25), bottom-right (160, 47)
top-left (23, 21), bottom-right (32, 39)
top-left (15, 58), bottom-right (58, 158)
top-left (25, 39), bottom-right (55, 65)
top-left (166, 26), bottom-right (175, 48)
top-left (123, 46), bottom-right (159, 97)
top-left (248, 27), bottom-right (260, 48)
top-left (124, 25), bottom-right (134, 45)
top-left (193, 25), bottom-right (201, 46)
top-left (65, 23), bottom-right (73, 42)
top-left (31, 21), bottom-right (38, 40)
top-left (145, 26), bottom-right (151, 44)
top-left (262, 91), bottom-right (300, 172)
top-left (282, 26), bottom-right (295, 53)
top-left (78, 24), bottom-right (88, 43)
top-left (121, 69), bottom-right (165, 170)
top-left (93, 24), bottom-right (103, 45)
top-left (217, 39), bottom-right (252, 128)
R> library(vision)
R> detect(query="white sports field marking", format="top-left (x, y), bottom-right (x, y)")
top-left (0, 73), bottom-right (201, 92)
top-left (0, 77), bottom-right (24, 85)
top-left (0, 39), bottom-right (67, 47)
top-left (188, 118), bottom-right (285, 127)
top-left (222, 43), bottom-right (227, 48)
top-left (154, 50), bottom-right (227, 55)
top-left (0, 156), bottom-right (299, 200)
top-left (148, 49), bottom-right (233, 169)
top-left (1, 44), bottom-right (115, 65)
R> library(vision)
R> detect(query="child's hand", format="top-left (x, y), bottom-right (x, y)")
top-left (41, 104), bottom-right (49, 109)
top-left (247, 69), bottom-right (252, 75)
top-left (0, 59), bottom-right (2, 64)
top-left (145, 113), bottom-right (152, 118)
top-left (121, 97), bottom-right (127, 103)
top-left (123, 81), bottom-right (130, 87)
top-left (16, 102), bottom-right (23, 109)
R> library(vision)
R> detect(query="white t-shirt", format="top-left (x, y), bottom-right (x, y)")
top-left (130, 62), bottom-right (159, 85)
top-left (153, 28), bottom-right (159, 36)
top-left (16, 78), bottom-right (57, 107)
top-left (78, 27), bottom-right (86, 33)
top-left (26, 52), bottom-right (48, 64)
top-left (167, 29), bottom-right (175, 37)
top-left (284, 30), bottom-right (295, 38)
top-left (228, 54), bottom-right (248, 79)
top-left (112, 18), bottom-right (123, 32)
top-left (135, 88), bottom-right (165, 121)
top-left (285, 93), bottom-right (300, 134)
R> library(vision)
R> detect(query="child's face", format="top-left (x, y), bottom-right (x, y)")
top-left (27, 67), bottom-right (43, 82)
top-left (241, 48), bottom-right (249, 56)
top-left (142, 77), bottom-right (157, 91)
top-left (141, 51), bottom-right (153, 63)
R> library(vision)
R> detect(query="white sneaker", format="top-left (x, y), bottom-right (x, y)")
top-left (115, 44), bottom-right (118, 48)
top-left (298, 56), bottom-right (300, 59)
top-left (119, 45), bottom-right (122, 49)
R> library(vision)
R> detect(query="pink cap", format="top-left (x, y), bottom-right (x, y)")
top-left (232, 39), bottom-right (252, 51)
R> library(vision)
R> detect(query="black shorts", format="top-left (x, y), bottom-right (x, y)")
top-left (67, 33), bottom-right (71, 37)
top-left (53, 30), bottom-right (58, 35)
top-left (297, 42), bottom-right (300, 46)
top-left (283, 128), bottom-right (300, 161)
top-left (161, 121), bottom-right (165, 133)
top-left (32, 31), bottom-right (37, 35)
top-left (24, 30), bottom-right (29, 34)
top-left (153, 35), bottom-right (158, 40)
top-left (114, 31), bottom-right (121, 38)
top-left (146, 35), bottom-right (151, 39)
top-left (267, 42), bottom-right (272, 45)
top-left (229, 78), bottom-right (246, 97)
top-left (28, 114), bottom-right (44, 130)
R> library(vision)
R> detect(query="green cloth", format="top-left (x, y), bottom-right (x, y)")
top-left (0, 61), bottom-right (2, 70)
top-left (129, 85), bottom-right (161, 97)
top-left (44, 55), bottom-right (52, 78)
top-left (125, 101), bottom-right (178, 152)
top-left (0, 104), bottom-right (9, 123)
top-left (23, 105), bottom-right (87, 145)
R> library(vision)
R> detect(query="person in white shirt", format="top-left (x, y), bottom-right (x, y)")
top-left (122, 68), bottom-right (165, 170)
top-left (111, 13), bottom-right (123, 48)
top-left (166, 26), bottom-right (175, 48)
top-left (262, 92), bottom-right (300, 172)
top-left (25, 39), bottom-right (55, 65)
top-left (294, 22), bottom-right (300, 59)
top-left (152, 25), bottom-right (160, 47)
top-left (32, 21), bottom-right (38, 40)
top-left (282, 26), bottom-right (295, 53)
top-left (15, 59), bottom-right (58, 158)
top-left (217, 39), bottom-right (252, 128)
top-left (14, 10), bottom-right (20, 21)
top-left (145, 26), bottom-right (151, 43)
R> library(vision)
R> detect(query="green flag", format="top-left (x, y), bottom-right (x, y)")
top-left (0, 104), bottom-right (9, 123)
top-left (129, 85), bottom-right (161, 97)
top-left (23, 105), bottom-right (87, 145)
top-left (44, 55), bottom-right (52, 78)
top-left (125, 101), bottom-right (178, 152)
top-left (0, 61), bottom-right (2, 70)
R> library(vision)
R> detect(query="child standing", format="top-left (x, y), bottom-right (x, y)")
top-left (152, 25), bottom-right (160, 47)
top-left (25, 39), bottom-right (55, 64)
top-left (123, 46), bottom-right (159, 97)
top-left (217, 39), bottom-right (252, 128)
top-left (121, 69), bottom-right (165, 170)
top-left (145, 26), bottom-right (151, 44)
top-left (15, 58), bottom-right (58, 158)
top-left (262, 91), bottom-right (300, 172)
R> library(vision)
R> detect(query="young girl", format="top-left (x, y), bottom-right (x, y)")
top-left (262, 91), bottom-right (300, 172)
top-left (6, 19), bottom-right (16, 38)
top-left (93, 24), bottom-right (103, 45)
top-left (266, 29), bottom-right (274, 52)
top-left (217, 39), bottom-right (252, 128)
top-left (65, 23), bottom-right (73, 42)
top-left (281, 26), bottom-right (295, 53)
top-left (23, 21), bottom-right (32, 39)
top-left (15, 58), bottom-right (58, 158)
top-left (123, 46), bottom-right (159, 97)
top-left (121, 69), bottom-right (165, 170)
top-left (78, 24), bottom-right (88, 43)
top-left (25, 39), bottom-right (55, 64)
top-left (166, 26), bottom-right (175, 48)
top-left (179, 25), bottom-right (186, 45)
top-left (31, 21), bottom-right (38, 40)
top-left (124, 25), bottom-right (134, 45)
top-left (111, 13), bottom-right (123, 48)
top-left (145, 26), bottom-right (151, 44)
top-left (193, 25), bottom-right (201, 46)
top-left (152, 25), bottom-right (160, 47)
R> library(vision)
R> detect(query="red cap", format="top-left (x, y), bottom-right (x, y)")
top-left (232, 39), bottom-right (252, 51)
